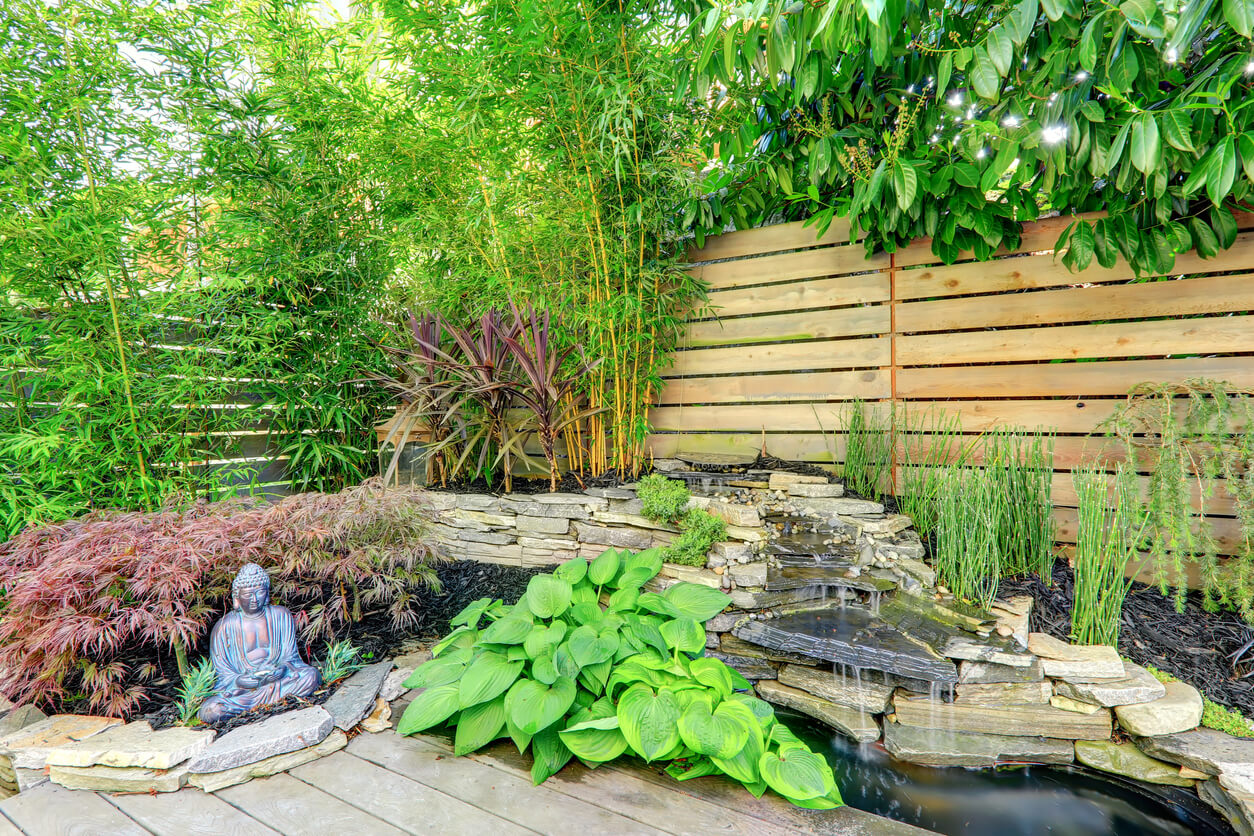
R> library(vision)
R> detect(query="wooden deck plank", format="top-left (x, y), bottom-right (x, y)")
top-left (411, 732), bottom-right (804, 836)
top-left (0, 784), bottom-right (149, 836)
top-left (105, 788), bottom-right (280, 836)
top-left (348, 732), bottom-right (666, 836)
top-left (290, 749), bottom-right (536, 836)
top-left (216, 772), bottom-right (408, 836)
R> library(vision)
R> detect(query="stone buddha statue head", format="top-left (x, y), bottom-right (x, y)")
top-left (198, 563), bottom-right (320, 724)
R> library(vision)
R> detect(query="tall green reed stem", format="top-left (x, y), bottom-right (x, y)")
top-left (1071, 463), bottom-right (1147, 646)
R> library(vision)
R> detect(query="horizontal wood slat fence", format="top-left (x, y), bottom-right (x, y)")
top-left (649, 213), bottom-right (1254, 558)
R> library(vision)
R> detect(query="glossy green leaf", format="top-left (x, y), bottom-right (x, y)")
top-left (588, 548), bottom-right (621, 586)
top-left (623, 548), bottom-right (664, 579)
top-left (971, 47), bottom-right (1000, 100)
top-left (759, 748), bottom-right (836, 802)
top-left (1008, 0), bottom-right (1039, 44)
top-left (710, 702), bottom-right (766, 783)
top-left (531, 651), bottom-right (559, 685)
top-left (1226, 0), bottom-right (1254, 36)
top-left (661, 583), bottom-right (731, 621)
top-left (614, 566), bottom-right (655, 590)
top-left (568, 624), bottom-right (620, 667)
top-left (986, 27), bottom-right (1013, 77)
top-left (530, 725), bottom-right (574, 785)
top-left (617, 683), bottom-right (682, 762)
top-left (677, 700), bottom-right (749, 759)
top-left (1238, 133), bottom-right (1254, 182)
top-left (1161, 111), bottom-right (1195, 153)
top-left (1107, 44), bottom-right (1139, 90)
top-left (936, 52), bottom-right (953, 100)
top-left (404, 654), bottom-right (468, 690)
top-left (454, 695), bottom-right (507, 755)
top-left (524, 621), bottom-right (568, 659)
top-left (660, 617), bottom-right (705, 653)
top-left (450, 598), bottom-right (496, 629)
top-left (505, 676), bottom-right (577, 735)
top-left (553, 556), bottom-right (588, 585)
top-left (1129, 114), bottom-right (1159, 175)
top-left (688, 656), bottom-right (735, 698)
top-left (1039, 0), bottom-right (1067, 20)
top-left (1207, 137), bottom-right (1237, 205)
top-left (559, 715), bottom-right (630, 763)
top-left (607, 586), bottom-right (640, 612)
top-left (891, 161), bottom-right (917, 211)
top-left (479, 613), bottom-right (534, 645)
top-left (397, 683), bottom-right (461, 735)
top-left (459, 652), bottom-right (524, 708)
top-left (525, 574), bottom-right (572, 619)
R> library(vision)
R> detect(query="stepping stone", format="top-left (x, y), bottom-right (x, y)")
top-left (892, 694), bottom-right (1112, 740)
top-left (187, 730), bottom-right (347, 793)
top-left (46, 720), bottom-right (214, 770)
top-left (1075, 740), bottom-right (1196, 787)
top-left (1115, 681), bottom-right (1202, 737)
top-left (0, 714), bottom-right (121, 769)
top-left (1134, 727), bottom-right (1254, 776)
top-left (50, 761), bottom-right (191, 793)
top-left (186, 706), bottom-right (333, 774)
top-left (883, 721), bottom-right (1073, 767)
top-left (777, 664), bottom-right (894, 714)
top-left (756, 681), bottom-right (880, 743)
top-left (323, 661), bottom-right (393, 731)
top-left (1027, 633), bottom-right (1125, 680)
top-left (1055, 660), bottom-right (1165, 707)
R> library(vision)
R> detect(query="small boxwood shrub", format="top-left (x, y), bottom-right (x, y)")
top-left (638, 474), bottom-right (691, 523)
top-left (398, 548), bottom-right (843, 809)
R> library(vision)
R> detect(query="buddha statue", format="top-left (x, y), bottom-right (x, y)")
top-left (198, 563), bottom-right (321, 724)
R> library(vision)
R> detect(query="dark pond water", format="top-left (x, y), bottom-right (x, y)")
top-left (787, 717), bottom-right (1235, 836)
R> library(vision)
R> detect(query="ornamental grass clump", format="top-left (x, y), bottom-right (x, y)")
top-left (398, 548), bottom-right (843, 809)
top-left (0, 480), bottom-right (441, 717)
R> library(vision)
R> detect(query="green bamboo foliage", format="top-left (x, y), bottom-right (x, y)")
top-left (1071, 463), bottom-right (1146, 647)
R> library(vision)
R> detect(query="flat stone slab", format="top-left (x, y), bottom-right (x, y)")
top-left (954, 680), bottom-right (1051, 705)
top-left (756, 681), bottom-right (880, 743)
top-left (893, 694), bottom-right (1112, 741)
top-left (1074, 740), bottom-right (1196, 787)
top-left (1135, 728), bottom-right (1254, 776)
top-left (50, 761), bottom-right (191, 793)
top-left (187, 730), bottom-right (348, 793)
top-left (323, 661), bottom-right (393, 731)
top-left (958, 659), bottom-right (1045, 684)
top-left (0, 715), bottom-right (121, 770)
top-left (186, 707), bottom-right (333, 774)
top-left (1054, 660), bottom-right (1165, 707)
top-left (794, 497), bottom-right (886, 517)
top-left (1027, 633), bottom-right (1125, 680)
top-left (1200, 779), bottom-right (1254, 836)
top-left (46, 721), bottom-right (214, 770)
top-left (777, 664), bottom-right (894, 714)
top-left (765, 565), bottom-right (895, 593)
top-left (0, 707), bottom-right (46, 738)
top-left (735, 606), bottom-right (958, 684)
top-left (1051, 695), bottom-right (1103, 715)
top-left (883, 721), bottom-right (1074, 768)
top-left (1115, 680), bottom-right (1202, 737)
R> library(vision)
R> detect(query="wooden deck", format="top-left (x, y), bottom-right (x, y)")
top-left (0, 729), bottom-right (931, 836)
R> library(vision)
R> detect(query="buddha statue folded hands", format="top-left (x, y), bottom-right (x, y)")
top-left (198, 563), bottom-right (321, 724)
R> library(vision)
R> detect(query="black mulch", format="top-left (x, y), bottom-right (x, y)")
top-left (141, 560), bottom-right (543, 730)
top-left (1001, 565), bottom-right (1254, 715)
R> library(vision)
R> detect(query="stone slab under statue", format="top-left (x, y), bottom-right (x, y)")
top-left (199, 563), bottom-right (320, 724)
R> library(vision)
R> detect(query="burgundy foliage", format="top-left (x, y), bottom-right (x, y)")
top-left (0, 480), bottom-right (441, 717)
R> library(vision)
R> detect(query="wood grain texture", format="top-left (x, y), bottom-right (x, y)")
top-left (895, 272), bottom-right (1254, 333)
top-left (0, 784), bottom-right (149, 836)
top-left (216, 772), bottom-right (408, 836)
top-left (684, 304), bottom-right (889, 347)
top-left (897, 316), bottom-right (1254, 366)
top-left (894, 231), bottom-right (1254, 300)
top-left (290, 750), bottom-right (536, 836)
top-left (687, 218), bottom-right (852, 262)
top-left (349, 733), bottom-right (666, 836)
top-left (895, 357), bottom-right (1254, 399)
top-left (658, 369), bottom-right (889, 405)
top-left (703, 272), bottom-right (889, 316)
top-left (690, 246), bottom-right (887, 291)
top-left (665, 337), bottom-right (890, 377)
top-left (106, 788), bottom-right (281, 836)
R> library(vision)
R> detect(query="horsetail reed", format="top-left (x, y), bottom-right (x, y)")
top-left (934, 466), bottom-right (1004, 607)
top-left (840, 399), bottom-right (892, 500)
top-left (1071, 463), bottom-right (1146, 646)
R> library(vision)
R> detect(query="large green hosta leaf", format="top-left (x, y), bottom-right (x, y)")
top-left (660, 617), bottom-right (705, 654)
top-left (554, 556), bottom-right (588, 584)
top-left (530, 725), bottom-right (574, 785)
top-left (403, 651), bottom-right (469, 690)
top-left (525, 574), bottom-right (573, 619)
top-left (710, 700), bottom-right (765, 784)
top-left (662, 583), bottom-right (731, 621)
top-left (677, 700), bottom-right (749, 759)
top-left (479, 613), bottom-right (534, 645)
top-left (623, 548), bottom-right (664, 579)
top-left (397, 683), bottom-right (461, 735)
top-left (759, 748), bottom-right (836, 802)
top-left (523, 621), bottom-right (567, 658)
top-left (459, 652), bottom-right (524, 708)
top-left (568, 624), bottom-right (620, 667)
top-left (617, 683), bottom-right (682, 762)
top-left (588, 548), bottom-right (622, 585)
top-left (454, 695), bottom-right (507, 755)
top-left (687, 657), bottom-right (734, 698)
top-left (505, 676), bottom-right (577, 735)
top-left (560, 715), bottom-right (630, 763)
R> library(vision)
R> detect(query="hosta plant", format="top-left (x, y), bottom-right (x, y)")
top-left (396, 548), bottom-right (843, 809)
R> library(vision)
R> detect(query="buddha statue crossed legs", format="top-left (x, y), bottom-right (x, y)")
top-left (198, 563), bottom-right (320, 724)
